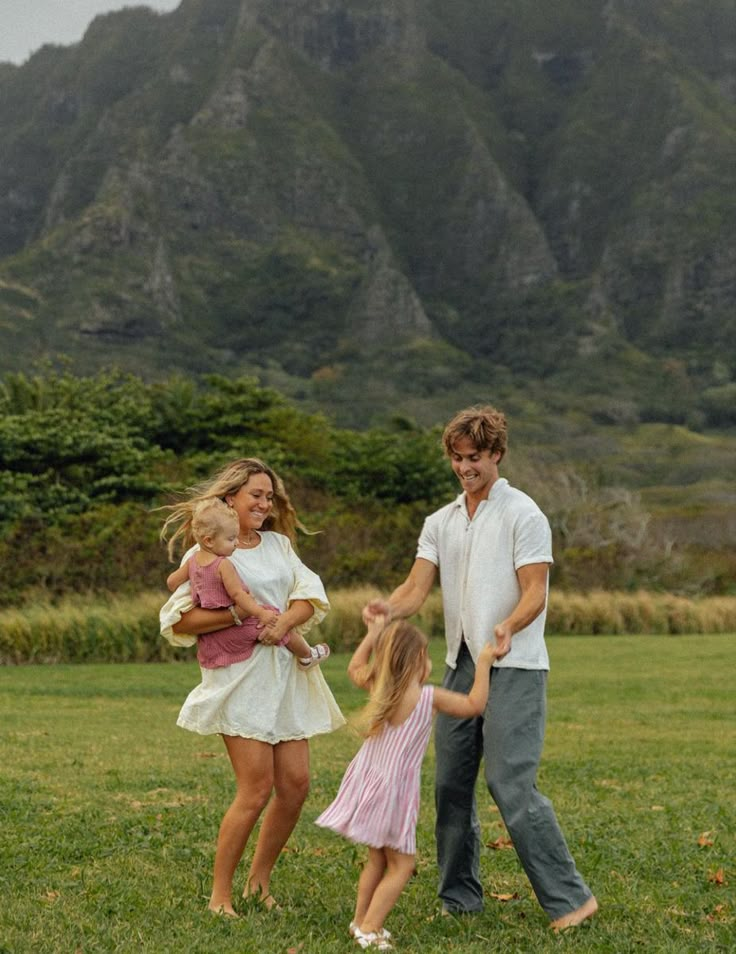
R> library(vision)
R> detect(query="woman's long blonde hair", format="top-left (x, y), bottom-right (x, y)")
top-left (362, 620), bottom-right (428, 737)
top-left (159, 458), bottom-right (306, 560)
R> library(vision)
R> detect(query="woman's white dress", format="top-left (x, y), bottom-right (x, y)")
top-left (160, 532), bottom-right (345, 743)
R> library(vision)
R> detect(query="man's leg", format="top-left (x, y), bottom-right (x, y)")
top-left (483, 668), bottom-right (594, 920)
top-left (435, 642), bottom-right (484, 913)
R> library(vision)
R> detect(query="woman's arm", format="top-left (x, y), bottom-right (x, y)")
top-left (172, 605), bottom-right (234, 636)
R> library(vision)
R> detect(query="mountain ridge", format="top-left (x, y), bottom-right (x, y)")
top-left (0, 0), bottom-right (734, 428)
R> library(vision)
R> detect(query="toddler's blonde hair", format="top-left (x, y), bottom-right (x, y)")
top-left (190, 498), bottom-right (239, 545)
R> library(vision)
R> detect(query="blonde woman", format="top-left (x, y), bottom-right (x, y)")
top-left (160, 458), bottom-right (344, 917)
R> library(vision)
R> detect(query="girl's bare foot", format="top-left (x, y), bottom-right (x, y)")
top-left (550, 895), bottom-right (598, 931)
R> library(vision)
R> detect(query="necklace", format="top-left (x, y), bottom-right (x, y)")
top-left (238, 531), bottom-right (259, 548)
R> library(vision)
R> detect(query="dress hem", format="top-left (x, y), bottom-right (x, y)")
top-left (176, 719), bottom-right (344, 743)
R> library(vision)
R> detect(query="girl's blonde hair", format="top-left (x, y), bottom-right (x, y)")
top-left (160, 457), bottom-right (306, 560)
top-left (190, 498), bottom-right (239, 544)
top-left (362, 620), bottom-right (428, 737)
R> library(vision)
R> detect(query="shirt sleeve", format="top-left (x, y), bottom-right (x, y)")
top-left (282, 538), bottom-right (330, 637)
top-left (159, 544), bottom-right (197, 646)
top-left (514, 511), bottom-right (553, 570)
top-left (415, 513), bottom-right (440, 566)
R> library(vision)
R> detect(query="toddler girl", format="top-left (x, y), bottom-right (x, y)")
top-left (166, 497), bottom-right (329, 670)
top-left (316, 615), bottom-right (499, 949)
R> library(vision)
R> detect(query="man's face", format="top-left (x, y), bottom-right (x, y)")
top-left (449, 436), bottom-right (499, 498)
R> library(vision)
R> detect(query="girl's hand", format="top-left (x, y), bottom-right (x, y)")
top-left (478, 641), bottom-right (500, 666)
top-left (256, 609), bottom-right (278, 629)
top-left (362, 599), bottom-right (391, 625)
top-left (259, 615), bottom-right (290, 645)
top-left (365, 613), bottom-right (387, 640)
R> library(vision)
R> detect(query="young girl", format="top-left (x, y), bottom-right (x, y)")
top-left (166, 497), bottom-right (329, 670)
top-left (316, 616), bottom-right (500, 949)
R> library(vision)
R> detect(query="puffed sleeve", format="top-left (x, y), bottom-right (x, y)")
top-left (282, 537), bottom-right (330, 637)
top-left (159, 545), bottom-right (197, 647)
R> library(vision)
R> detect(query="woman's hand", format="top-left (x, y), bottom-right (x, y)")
top-left (259, 614), bottom-right (291, 645)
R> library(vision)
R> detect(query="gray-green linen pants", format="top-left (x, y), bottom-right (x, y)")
top-left (434, 642), bottom-right (593, 919)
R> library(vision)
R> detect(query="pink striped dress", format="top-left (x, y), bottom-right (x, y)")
top-left (316, 685), bottom-right (434, 855)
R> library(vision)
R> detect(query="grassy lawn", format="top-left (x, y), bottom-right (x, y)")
top-left (1, 635), bottom-right (733, 953)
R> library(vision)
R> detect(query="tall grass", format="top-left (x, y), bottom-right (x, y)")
top-left (1, 588), bottom-right (735, 664)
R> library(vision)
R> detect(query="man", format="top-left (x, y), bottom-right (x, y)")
top-left (364, 405), bottom-right (597, 929)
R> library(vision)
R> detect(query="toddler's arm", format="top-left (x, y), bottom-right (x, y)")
top-left (347, 614), bottom-right (386, 689)
top-left (433, 642), bottom-right (500, 718)
top-left (166, 558), bottom-right (191, 593)
top-left (219, 558), bottom-right (278, 627)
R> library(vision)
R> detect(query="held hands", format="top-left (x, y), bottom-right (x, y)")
top-left (493, 621), bottom-right (513, 659)
top-left (365, 612), bottom-right (387, 641)
top-left (362, 599), bottom-right (391, 626)
top-left (478, 640), bottom-right (502, 666)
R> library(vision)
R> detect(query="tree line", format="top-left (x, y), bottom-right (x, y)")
top-left (0, 368), bottom-right (712, 605)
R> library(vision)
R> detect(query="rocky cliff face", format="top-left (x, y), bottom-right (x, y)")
top-left (0, 0), bottom-right (734, 421)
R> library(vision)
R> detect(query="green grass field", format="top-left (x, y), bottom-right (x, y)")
top-left (1, 636), bottom-right (733, 953)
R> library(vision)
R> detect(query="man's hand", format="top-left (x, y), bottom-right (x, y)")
top-left (362, 599), bottom-right (391, 625)
top-left (493, 621), bottom-right (513, 659)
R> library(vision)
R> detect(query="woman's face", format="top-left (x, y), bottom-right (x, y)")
top-left (226, 472), bottom-right (274, 533)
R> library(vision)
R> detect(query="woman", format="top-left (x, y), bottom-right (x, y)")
top-left (160, 458), bottom-right (344, 916)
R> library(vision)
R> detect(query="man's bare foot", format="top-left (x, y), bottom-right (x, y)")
top-left (208, 902), bottom-right (238, 918)
top-left (550, 895), bottom-right (598, 931)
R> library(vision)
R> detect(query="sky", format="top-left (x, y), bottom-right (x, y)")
top-left (2, 1), bottom-right (181, 65)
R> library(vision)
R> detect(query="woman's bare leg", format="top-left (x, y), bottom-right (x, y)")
top-left (359, 847), bottom-right (415, 935)
top-left (209, 736), bottom-right (274, 915)
top-left (245, 738), bottom-right (310, 906)
top-left (354, 848), bottom-right (387, 927)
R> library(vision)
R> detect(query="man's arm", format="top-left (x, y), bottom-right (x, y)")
top-left (493, 562), bottom-right (549, 657)
top-left (364, 557), bottom-right (437, 622)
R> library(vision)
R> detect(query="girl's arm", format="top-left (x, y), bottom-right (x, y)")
top-left (166, 559), bottom-right (190, 593)
top-left (257, 599), bottom-right (315, 645)
top-left (219, 559), bottom-right (277, 626)
top-left (347, 615), bottom-right (386, 689)
top-left (433, 642), bottom-right (500, 718)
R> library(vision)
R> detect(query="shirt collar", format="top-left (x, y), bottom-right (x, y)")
top-left (452, 477), bottom-right (509, 511)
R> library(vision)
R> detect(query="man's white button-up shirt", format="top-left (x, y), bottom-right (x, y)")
top-left (416, 478), bottom-right (553, 670)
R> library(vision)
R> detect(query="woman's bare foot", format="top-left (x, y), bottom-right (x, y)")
top-left (243, 882), bottom-right (281, 911)
top-left (550, 895), bottom-right (598, 931)
top-left (208, 902), bottom-right (239, 918)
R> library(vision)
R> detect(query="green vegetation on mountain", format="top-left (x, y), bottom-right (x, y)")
top-left (0, 0), bottom-right (734, 429)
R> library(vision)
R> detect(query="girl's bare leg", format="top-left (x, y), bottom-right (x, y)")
top-left (245, 738), bottom-right (310, 907)
top-left (354, 848), bottom-right (387, 927)
top-left (359, 848), bottom-right (416, 935)
top-left (209, 736), bottom-right (275, 915)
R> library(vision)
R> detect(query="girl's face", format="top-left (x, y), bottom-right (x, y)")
top-left (226, 473), bottom-right (274, 533)
top-left (206, 525), bottom-right (239, 557)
